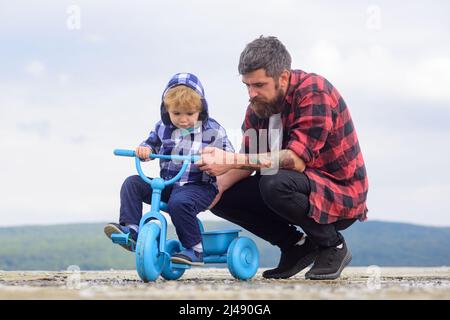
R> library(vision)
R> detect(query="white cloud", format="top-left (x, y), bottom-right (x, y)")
top-left (405, 57), bottom-right (450, 103)
top-left (302, 43), bottom-right (450, 105)
top-left (25, 60), bottom-right (46, 78)
top-left (83, 34), bottom-right (105, 44)
top-left (57, 73), bottom-right (70, 85)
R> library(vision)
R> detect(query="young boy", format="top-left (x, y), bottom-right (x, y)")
top-left (104, 73), bottom-right (234, 265)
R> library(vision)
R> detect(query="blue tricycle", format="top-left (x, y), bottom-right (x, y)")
top-left (110, 149), bottom-right (259, 282)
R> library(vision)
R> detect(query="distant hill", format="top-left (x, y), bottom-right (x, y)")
top-left (0, 220), bottom-right (449, 271)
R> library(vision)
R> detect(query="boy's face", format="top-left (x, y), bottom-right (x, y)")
top-left (167, 105), bottom-right (200, 129)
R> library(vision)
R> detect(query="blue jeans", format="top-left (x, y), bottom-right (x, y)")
top-left (119, 175), bottom-right (217, 248)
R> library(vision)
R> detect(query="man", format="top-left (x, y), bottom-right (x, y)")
top-left (197, 36), bottom-right (368, 280)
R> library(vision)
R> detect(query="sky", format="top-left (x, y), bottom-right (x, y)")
top-left (1, 0), bottom-right (450, 227)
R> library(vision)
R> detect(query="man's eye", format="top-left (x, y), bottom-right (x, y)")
top-left (255, 83), bottom-right (264, 88)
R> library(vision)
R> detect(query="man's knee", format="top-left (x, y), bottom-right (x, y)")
top-left (258, 173), bottom-right (287, 212)
top-left (259, 171), bottom-right (293, 199)
top-left (260, 170), bottom-right (309, 196)
top-left (259, 170), bottom-right (311, 218)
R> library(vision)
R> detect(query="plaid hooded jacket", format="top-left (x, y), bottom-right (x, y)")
top-left (242, 70), bottom-right (368, 224)
top-left (141, 73), bottom-right (234, 187)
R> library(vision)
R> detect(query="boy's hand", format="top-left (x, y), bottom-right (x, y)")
top-left (135, 146), bottom-right (153, 160)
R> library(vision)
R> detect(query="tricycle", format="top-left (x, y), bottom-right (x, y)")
top-left (109, 149), bottom-right (259, 282)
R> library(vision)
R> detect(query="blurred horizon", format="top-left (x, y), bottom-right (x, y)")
top-left (1, 220), bottom-right (449, 270)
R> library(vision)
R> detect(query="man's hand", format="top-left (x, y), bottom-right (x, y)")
top-left (135, 146), bottom-right (153, 161)
top-left (196, 147), bottom-right (235, 176)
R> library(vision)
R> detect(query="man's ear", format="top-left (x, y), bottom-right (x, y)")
top-left (279, 70), bottom-right (290, 89)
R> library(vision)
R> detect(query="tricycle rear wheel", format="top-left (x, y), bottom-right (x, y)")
top-left (161, 239), bottom-right (186, 280)
top-left (227, 237), bottom-right (259, 280)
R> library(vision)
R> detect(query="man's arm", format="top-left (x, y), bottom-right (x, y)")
top-left (198, 147), bottom-right (306, 176)
top-left (234, 149), bottom-right (306, 173)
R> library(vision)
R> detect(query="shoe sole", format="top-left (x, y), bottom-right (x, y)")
top-left (262, 251), bottom-right (319, 279)
top-left (171, 256), bottom-right (204, 266)
top-left (104, 224), bottom-right (136, 252)
top-left (305, 250), bottom-right (352, 280)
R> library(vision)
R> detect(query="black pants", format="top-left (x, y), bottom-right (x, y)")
top-left (211, 170), bottom-right (356, 249)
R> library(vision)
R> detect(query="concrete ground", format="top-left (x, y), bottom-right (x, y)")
top-left (0, 267), bottom-right (449, 300)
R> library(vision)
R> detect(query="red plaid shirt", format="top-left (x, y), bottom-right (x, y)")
top-left (241, 70), bottom-right (368, 224)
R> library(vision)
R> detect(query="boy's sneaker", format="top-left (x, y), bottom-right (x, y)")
top-left (104, 223), bottom-right (138, 252)
top-left (262, 237), bottom-right (319, 279)
top-left (171, 248), bottom-right (204, 266)
top-left (305, 239), bottom-right (352, 280)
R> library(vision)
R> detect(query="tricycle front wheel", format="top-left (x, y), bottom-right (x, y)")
top-left (135, 222), bottom-right (164, 282)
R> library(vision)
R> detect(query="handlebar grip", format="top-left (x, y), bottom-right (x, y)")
top-left (114, 149), bottom-right (136, 157)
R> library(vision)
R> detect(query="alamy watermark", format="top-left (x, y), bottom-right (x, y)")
top-left (66, 265), bottom-right (81, 289)
top-left (366, 265), bottom-right (382, 290)
top-left (66, 5), bottom-right (81, 30)
top-left (167, 122), bottom-right (283, 175)
top-left (366, 5), bottom-right (382, 31)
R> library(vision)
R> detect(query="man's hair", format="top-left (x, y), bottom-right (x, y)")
top-left (238, 36), bottom-right (291, 78)
top-left (163, 85), bottom-right (202, 112)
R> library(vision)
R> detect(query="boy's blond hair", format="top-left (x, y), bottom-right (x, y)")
top-left (163, 85), bottom-right (202, 113)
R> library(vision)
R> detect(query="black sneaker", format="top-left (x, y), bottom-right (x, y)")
top-left (262, 237), bottom-right (319, 279)
top-left (305, 240), bottom-right (352, 280)
top-left (104, 223), bottom-right (138, 252)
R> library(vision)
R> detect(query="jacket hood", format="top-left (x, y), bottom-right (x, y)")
top-left (160, 73), bottom-right (209, 126)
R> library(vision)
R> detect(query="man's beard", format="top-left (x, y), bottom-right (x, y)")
top-left (250, 88), bottom-right (285, 119)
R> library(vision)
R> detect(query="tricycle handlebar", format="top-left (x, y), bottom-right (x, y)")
top-left (114, 149), bottom-right (200, 163)
top-left (114, 149), bottom-right (136, 157)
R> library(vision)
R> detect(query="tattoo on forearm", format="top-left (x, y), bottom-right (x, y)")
top-left (280, 153), bottom-right (296, 170)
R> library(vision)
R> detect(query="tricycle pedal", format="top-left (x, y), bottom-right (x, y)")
top-left (111, 233), bottom-right (130, 245)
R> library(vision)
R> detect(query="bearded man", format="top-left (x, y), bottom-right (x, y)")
top-left (197, 36), bottom-right (369, 280)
